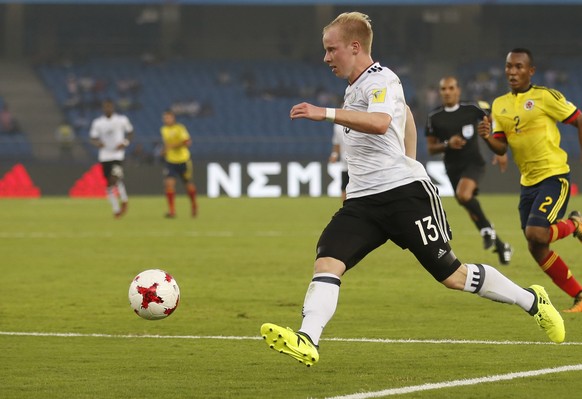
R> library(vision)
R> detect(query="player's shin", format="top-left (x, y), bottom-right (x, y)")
top-left (539, 251), bottom-right (582, 297)
top-left (299, 273), bottom-right (341, 346)
top-left (166, 190), bottom-right (176, 214)
top-left (463, 263), bottom-right (535, 312)
top-left (106, 186), bottom-right (120, 213)
top-left (116, 181), bottom-right (128, 202)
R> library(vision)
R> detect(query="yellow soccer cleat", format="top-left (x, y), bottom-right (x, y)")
top-left (527, 285), bottom-right (565, 344)
top-left (260, 323), bottom-right (319, 367)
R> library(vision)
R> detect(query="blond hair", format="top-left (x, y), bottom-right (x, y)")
top-left (323, 12), bottom-right (373, 54)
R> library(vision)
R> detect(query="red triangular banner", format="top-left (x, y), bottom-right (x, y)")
top-left (0, 163), bottom-right (41, 198)
top-left (69, 163), bottom-right (107, 198)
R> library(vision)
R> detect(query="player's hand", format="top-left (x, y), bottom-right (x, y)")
top-left (478, 116), bottom-right (491, 139)
top-left (290, 102), bottom-right (325, 121)
top-left (328, 153), bottom-right (339, 163)
top-left (116, 139), bottom-right (130, 150)
top-left (492, 153), bottom-right (508, 173)
top-left (448, 135), bottom-right (466, 150)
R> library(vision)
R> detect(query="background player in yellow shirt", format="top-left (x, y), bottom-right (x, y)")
top-left (160, 110), bottom-right (198, 218)
top-left (478, 48), bottom-right (582, 312)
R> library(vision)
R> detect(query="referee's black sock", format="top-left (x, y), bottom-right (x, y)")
top-left (462, 197), bottom-right (491, 231)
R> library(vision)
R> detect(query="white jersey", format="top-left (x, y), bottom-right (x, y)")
top-left (332, 123), bottom-right (348, 172)
top-left (341, 62), bottom-right (429, 198)
top-left (89, 113), bottom-right (133, 162)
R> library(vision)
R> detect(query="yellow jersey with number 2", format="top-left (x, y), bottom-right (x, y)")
top-left (491, 85), bottom-right (581, 186)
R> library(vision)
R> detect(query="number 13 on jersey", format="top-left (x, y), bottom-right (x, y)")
top-left (415, 216), bottom-right (440, 245)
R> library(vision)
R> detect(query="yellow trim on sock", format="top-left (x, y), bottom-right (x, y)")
top-left (541, 252), bottom-right (559, 272)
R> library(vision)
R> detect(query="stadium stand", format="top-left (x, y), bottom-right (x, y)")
top-left (36, 58), bottom-right (418, 161)
top-left (0, 96), bottom-right (33, 159)
top-left (32, 56), bottom-right (582, 162)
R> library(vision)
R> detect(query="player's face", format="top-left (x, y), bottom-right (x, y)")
top-left (102, 102), bottom-right (114, 117)
top-left (439, 78), bottom-right (460, 107)
top-left (323, 26), bottom-right (356, 81)
top-left (163, 112), bottom-right (175, 126)
top-left (505, 52), bottom-right (535, 93)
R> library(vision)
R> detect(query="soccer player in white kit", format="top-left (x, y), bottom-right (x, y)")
top-left (260, 11), bottom-right (564, 367)
top-left (89, 99), bottom-right (133, 218)
top-left (328, 123), bottom-right (349, 201)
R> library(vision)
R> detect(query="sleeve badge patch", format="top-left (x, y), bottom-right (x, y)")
top-left (371, 88), bottom-right (387, 103)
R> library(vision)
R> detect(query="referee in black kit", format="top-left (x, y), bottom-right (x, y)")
top-left (426, 76), bottom-right (512, 265)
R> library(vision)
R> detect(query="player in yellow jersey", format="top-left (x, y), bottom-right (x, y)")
top-left (160, 110), bottom-right (198, 218)
top-left (478, 48), bottom-right (582, 312)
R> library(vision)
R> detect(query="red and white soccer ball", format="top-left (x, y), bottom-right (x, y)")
top-left (128, 269), bottom-right (180, 320)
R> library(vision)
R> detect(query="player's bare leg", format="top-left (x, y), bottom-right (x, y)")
top-left (164, 177), bottom-right (177, 218)
top-left (187, 182), bottom-right (198, 217)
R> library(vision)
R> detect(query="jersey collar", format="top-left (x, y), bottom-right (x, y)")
top-left (349, 62), bottom-right (377, 86)
top-left (512, 84), bottom-right (533, 95)
top-left (444, 104), bottom-right (460, 112)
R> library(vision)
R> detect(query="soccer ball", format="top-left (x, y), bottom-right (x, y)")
top-left (128, 269), bottom-right (180, 320)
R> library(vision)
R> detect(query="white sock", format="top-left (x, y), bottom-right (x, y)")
top-left (117, 181), bottom-right (128, 202)
top-left (107, 186), bottom-right (120, 213)
top-left (464, 263), bottom-right (535, 312)
top-left (299, 273), bottom-right (341, 345)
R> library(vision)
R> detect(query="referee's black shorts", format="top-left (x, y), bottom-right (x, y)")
top-left (316, 180), bottom-right (460, 282)
top-left (446, 162), bottom-right (485, 193)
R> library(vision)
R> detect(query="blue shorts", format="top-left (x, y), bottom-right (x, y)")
top-left (163, 160), bottom-right (193, 182)
top-left (519, 173), bottom-right (570, 230)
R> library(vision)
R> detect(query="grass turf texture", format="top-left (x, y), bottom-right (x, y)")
top-left (2, 195), bottom-right (582, 398)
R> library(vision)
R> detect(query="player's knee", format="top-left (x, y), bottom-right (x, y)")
top-left (524, 226), bottom-right (549, 245)
top-left (441, 274), bottom-right (465, 290)
top-left (455, 192), bottom-right (472, 204)
top-left (436, 261), bottom-right (465, 290)
top-left (314, 257), bottom-right (345, 277)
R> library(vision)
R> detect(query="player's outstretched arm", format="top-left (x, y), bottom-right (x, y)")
top-left (290, 102), bottom-right (391, 135)
top-left (290, 102), bottom-right (326, 121)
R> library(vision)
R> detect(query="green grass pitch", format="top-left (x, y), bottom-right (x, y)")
top-left (2, 194), bottom-right (582, 398)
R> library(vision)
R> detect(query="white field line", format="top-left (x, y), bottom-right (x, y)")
top-left (0, 230), bottom-right (301, 239)
top-left (321, 364), bottom-right (582, 399)
top-left (1, 331), bottom-right (582, 346)
top-left (3, 331), bottom-right (581, 398)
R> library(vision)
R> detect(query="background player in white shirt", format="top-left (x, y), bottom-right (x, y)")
top-left (328, 123), bottom-right (349, 201)
top-left (261, 11), bottom-right (564, 367)
top-left (89, 99), bottom-right (134, 218)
